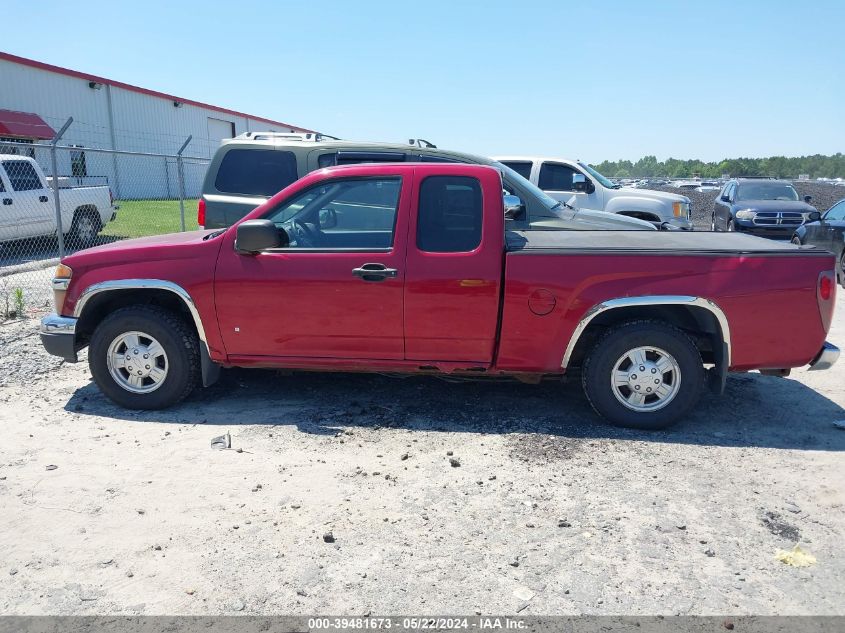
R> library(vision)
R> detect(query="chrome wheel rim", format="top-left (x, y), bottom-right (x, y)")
top-left (106, 331), bottom-right (168, 393)
top-left (611, 346), bottom-right (681, 412)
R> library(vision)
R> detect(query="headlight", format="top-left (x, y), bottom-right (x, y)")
top-left (672, 201), bottom-right (690, 218)
top-left (735, 209), bottom-right (757, 220)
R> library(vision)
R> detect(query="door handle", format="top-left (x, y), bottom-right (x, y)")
top-left (2, 198), bottom-right (11, 206)
top-left (39, 195), bottom-right (48, 202)
top-left (352, 263), bottom-right (398, 282)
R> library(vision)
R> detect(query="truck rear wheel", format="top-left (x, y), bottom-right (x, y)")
top-left (89, 306), bottom-right (200, 409)
top-left (67, 210), bottom-right (101, 249)
top-left (582, 320), bottom-right (704, 430)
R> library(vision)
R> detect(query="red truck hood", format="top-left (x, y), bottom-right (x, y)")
top-left (82, 229), bottom-right (222, 254)
top-left (62, 229), bottom-right (226, 271)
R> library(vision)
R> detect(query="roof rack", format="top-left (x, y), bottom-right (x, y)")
top-left (234, 131), bottom-right (340, 142)
top-left (408, 138), bottom-right (437, 148)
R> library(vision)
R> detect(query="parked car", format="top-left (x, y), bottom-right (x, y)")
top-left (695, 181), bottom-right (721, 193)
top-left (40, 163), bottom-right (838, 430)
top-left (711, 178), bottom-right (817, 238)
top-left (672, 180), bottom-right (702, 190)
top-left (0, 155), bottom-right (116, 247)
top-left (494, 156), bottom-right (693, 230)
top-left (792, 198), bottom-right (845, 287)
top-left (199, 133), bottom-right (656, 232)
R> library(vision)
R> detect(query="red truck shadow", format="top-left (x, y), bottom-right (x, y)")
top-left (64, 369), bottom-right (845, 451)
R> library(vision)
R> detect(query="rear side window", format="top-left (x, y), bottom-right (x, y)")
top-left (417, 176), bottom-right (483, 253)
top-left (501, 161), bottom-right (532, 180)
top-left (214, 149), bottom-right (297, 196)
top-left (538, 162), bottom-right (576, 191)
top-left (2, 160), bottom-right (43, 191)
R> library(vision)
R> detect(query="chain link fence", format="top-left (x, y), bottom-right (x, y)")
top-left (0, 124), bottom-right (210, 317)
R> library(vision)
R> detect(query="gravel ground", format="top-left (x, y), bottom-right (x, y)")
top-left (651, 182), bottom-right (844, 229)
top-left (0, 297), bottom-right (844, 616)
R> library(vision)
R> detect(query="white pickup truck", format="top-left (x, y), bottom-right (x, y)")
top-left (0, 155), bottom-right (116, 247)
top-left (495, 156), bottom-right (693, 230)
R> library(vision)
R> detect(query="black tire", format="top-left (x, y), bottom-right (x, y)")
top-left (710, 213), bottom-right (717, 231)
top-left (89, 305), bottom-right (200, 409)
top-left (67, 209), bottom-right (101, 249)
top-left (727, 218), bottom-right (735, 232)
top-left (582, 320), bottom-right (705, 430)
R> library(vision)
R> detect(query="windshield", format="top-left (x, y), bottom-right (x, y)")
top-left (736, 183), bottom-right (799, 202)
top-left (491, 160), bottom-right (560, 211)
top-left (579, 162), bottom-right (619, 189)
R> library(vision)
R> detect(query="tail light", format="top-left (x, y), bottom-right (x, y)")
top-left (197, 198), bottom-right (206, 228)
top-left (820, 274), bottom-right (833, 301)
top-left (817, 270), bottom-right (836, 332)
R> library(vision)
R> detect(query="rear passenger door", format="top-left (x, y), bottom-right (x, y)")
top-left (403, 167), bottom-right (504, 363)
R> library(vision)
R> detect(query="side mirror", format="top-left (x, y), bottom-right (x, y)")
top-left (236, 219), bottom-right (286, 253)
top-left (319, 207), bottom-right (338, 229)
top-left (804, 195), bottom-right (813, 203)
top-left (720, 195), bottom-right (730, 202)
top-left (572, 173), bottom-right (594, 194)
top-left (807, 211), bottom-right (822, 222)
top-left (503, 194), bottom-right (525, 220)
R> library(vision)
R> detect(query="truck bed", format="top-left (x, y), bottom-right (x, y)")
top-left (505, 230), bottom-right (829, 256)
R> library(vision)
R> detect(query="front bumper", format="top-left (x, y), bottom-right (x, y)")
top-left (39, 313), bottom-right (79, 362)
top-left (808, 341), bottom-right (840, 371)
top-left (664, 217), bottom-right (693, 231)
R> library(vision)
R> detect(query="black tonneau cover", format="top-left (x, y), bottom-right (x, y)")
top-left (506, 230), bottom-right (829, 257)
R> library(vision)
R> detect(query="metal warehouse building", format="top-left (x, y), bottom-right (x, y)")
top-left (0, 51), bottom-right (315, 199)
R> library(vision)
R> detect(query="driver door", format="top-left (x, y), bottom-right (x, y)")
top-left (214, 175), bottom-right (410, 360)
top-left (537, 161), bottom-right (601, 211)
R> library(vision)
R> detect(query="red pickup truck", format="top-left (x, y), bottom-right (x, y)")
top-left (40, 163), bottom-right (839, 429)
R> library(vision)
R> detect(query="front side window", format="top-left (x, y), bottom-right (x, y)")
top-left (264, 177), bottom-right (401, 250)
top-left (214, 149), bottom-right (298, 196)
top-left (825, 201), bottom-right (845, 221)
top-left (501, 161), bottom-right (533, 180)
top-left (417, 176), bottom-right (483, 253)
top-left (2, 160), bottom-right (43, 191)
top-left (538, 162), bottom-right (577, 191)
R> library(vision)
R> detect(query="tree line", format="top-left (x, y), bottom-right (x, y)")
top-left (591, 154), bottom-right (845, 179)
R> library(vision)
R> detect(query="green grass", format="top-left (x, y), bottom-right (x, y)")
top-left (101, 199), bottom-right (200, 239)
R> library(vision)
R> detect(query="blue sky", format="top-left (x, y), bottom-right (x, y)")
top-left (5, 0), bottom-right (843, 162)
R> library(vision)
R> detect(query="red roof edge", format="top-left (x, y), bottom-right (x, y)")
top-left (0, 51), bottom-right (317, 134)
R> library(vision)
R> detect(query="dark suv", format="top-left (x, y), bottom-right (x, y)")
top-left (711, 178), bottom-right (817, 239)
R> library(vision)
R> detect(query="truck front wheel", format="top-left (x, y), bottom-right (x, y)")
top-left (582, 320), bottom-right (704, 430)
top-left (89, 306), bottom-right (200, 409)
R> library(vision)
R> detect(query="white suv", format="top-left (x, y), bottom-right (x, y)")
top-left (495, 156), bottom-right (693, 230)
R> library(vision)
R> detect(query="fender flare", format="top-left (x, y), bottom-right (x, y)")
top-left (73, 279), bottom-right (219, 386)
top-left (561, 295), bottom-right (732, 371)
